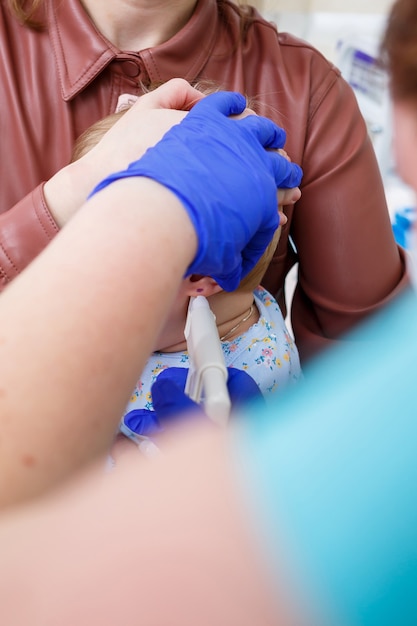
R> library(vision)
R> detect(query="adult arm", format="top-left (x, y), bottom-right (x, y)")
top-left (0, 424), bottom-right (290, 626)
top-left (0, 79), bottom-right (204, 289)
top-left (280, 65), bottom-right (408, 361)
top-left (0, 178), bottom-right (197, 507)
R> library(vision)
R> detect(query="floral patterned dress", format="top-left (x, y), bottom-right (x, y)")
top-left (123, 286), bottom-right (302, 419)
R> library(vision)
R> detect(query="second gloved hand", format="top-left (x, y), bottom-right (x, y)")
top-left (122, 367), bottom-right (265, 438)
top-left (91, 91), bottom-right (303, 291)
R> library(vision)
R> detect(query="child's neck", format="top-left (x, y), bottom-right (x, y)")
top-left (160, 290), bottom-right (259, 354)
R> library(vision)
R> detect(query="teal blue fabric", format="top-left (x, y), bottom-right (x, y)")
top-left (232, 289), bottom-right (417, 626)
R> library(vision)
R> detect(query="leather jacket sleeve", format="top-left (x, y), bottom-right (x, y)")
top-left (264, 61), bottom-right (409, 362)
top-left (0, 185), bottom-right (59, 289)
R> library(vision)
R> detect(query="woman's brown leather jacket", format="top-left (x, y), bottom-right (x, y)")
top-left (0, 0), bottom-right (408, 362)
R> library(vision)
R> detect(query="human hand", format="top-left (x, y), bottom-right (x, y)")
top-left (278, 187), bottom-right (301, 207)
top-left (84, 79), bottom-right (205, 173)
top-left (276, 150), bottom-right (302, 226)
top-left (92, 91), bottom-right (303, 290)
top-left (121, 367), bottom-right (264, 439)
top-left (44, 79), bottom-right (205, 227)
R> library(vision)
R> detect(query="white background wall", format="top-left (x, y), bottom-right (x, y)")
top-left (257, 0), bottom-right (395, 62)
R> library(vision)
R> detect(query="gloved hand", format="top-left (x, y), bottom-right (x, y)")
top-left (91, 91), bottom-right (303, 291)
top-left (122, 366), bottom-right (264, 438)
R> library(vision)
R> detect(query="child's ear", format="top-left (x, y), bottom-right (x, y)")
top-left (184, 274), bottom-right (223, 297)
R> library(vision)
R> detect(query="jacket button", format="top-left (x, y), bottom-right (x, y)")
top-left (120, 60), bottom-right (141, 78)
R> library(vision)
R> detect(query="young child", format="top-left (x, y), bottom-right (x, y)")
top-left (72, 98), bottom-right (302, 435)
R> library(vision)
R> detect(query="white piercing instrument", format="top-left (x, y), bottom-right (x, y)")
top-left (184, 295), bottom-right (231, 426)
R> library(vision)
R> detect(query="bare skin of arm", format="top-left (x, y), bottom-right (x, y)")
top-left (0, 177), bottom-right (196, 508)
top-left (0, 423), bottom-right (298, 626)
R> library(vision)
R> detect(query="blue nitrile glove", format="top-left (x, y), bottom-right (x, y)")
top-left (122, 366), bottom-right (264, 438)
top-left (91, 91), bottom-right (303, 291)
